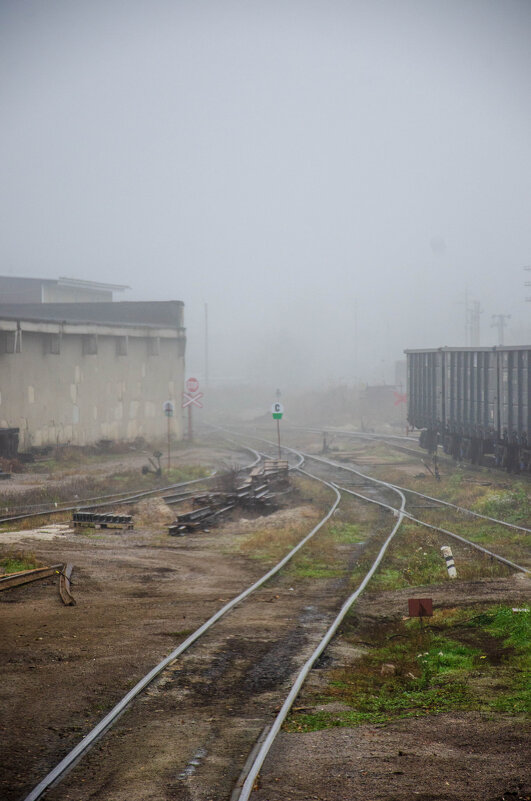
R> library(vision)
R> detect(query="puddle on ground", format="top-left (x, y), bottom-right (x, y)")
top-left (178, 745), bottom-right (208, 778)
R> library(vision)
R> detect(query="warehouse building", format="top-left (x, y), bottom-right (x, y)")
top-left (0, 275), bottom-right (129, 304)
top-left (0, 300), bottom-right (186, 451)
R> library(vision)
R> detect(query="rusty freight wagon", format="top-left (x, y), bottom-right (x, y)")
top-left (406, 346), bottom-right (531, 471)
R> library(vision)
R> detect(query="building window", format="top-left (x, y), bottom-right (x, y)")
top-left (116, 336), bottom-right (128, 356)
top-left (2, 330), bottom-right (21, 353)
top-left (44, 333), bottom-right (61, 355)
top-left (83, 334), bottom-right (98, 355)
top-left (147, 337), bottom-right (160, 356)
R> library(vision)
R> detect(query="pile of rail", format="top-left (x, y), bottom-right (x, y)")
top-left (73, 512), bottom-right (133, 530)
top-left (169, 459), bottom-right (289, 535)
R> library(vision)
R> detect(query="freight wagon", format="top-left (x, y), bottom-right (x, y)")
top-left (406, 347), bottom-right (531, 471)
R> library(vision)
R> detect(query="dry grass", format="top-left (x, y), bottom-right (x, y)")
top-left (235, 507), bottom-right (321, 563)
top-left (349, 521), bottom-right (513, 594)
top-left (134, 498), bottom-right (175, 526)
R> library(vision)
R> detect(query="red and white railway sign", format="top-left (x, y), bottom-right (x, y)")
top-left (185, 376), bottom-right (199, 394)
top-left (182, 391), bottom-right (203, 409)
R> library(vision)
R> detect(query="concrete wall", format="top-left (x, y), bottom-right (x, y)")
top-left (0, 328), bottom-right (185, 449)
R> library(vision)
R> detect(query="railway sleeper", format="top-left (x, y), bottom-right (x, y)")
top-left (72, 512), bottom-right (133, 530)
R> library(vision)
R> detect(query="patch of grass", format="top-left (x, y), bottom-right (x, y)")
top-left (361, 522), bottom-right (511, 592)
top-left (290, 555), bottom-right (342, 579)
top-left (0, 511), bottom-right (71, 533)
top-left (236, 508), bottom-right (368, 581)
top-left (447, 519), bottom-right (527, 564)
top-left (483, 605), bottom-right (530, 650)
top-left (328, 522), bottom-right (365, 544)
top-left (445, 470), bottom-right (465, 502)
top-left (286, 605), bottom-right (530, 732)
top-left (370, 533), bottom-right (447, 591)
top-left (287, 682), bottom-right (473, 731)
top-left (293, 476), bottom-right (337, 510)
top-left (473, 484), bottom-right (530, 526)
top-left (0, 464), bottom-right (212, 522)
top-left (164, 465), bottom-right (210, 483)
top-left (236, 517), bottom-right (320, 563)
top-left (0, 551), bottom-right (41, 573)
top-left (287, 518), bottom-right (372, 581)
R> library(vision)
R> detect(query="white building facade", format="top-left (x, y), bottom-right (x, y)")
top-left (0, 301), bottom-right (186, 450)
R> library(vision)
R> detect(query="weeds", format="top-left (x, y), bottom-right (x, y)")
top-left (235, 510), bottom-right (369, 580)
top-left (327, 522), bottom-right (365, 544)
top-left (236, 518), bottom-right (320, 564)
top-left (0, 551), bottom-right (41, 573)
top-left (0, 465), bottom-right (210, 517)
top-left (285, 605), bottom-right (530, 732)
top-left (473, 484), bottom-right (530, 526)
top-left (353, 523), bottom-right (510, 593)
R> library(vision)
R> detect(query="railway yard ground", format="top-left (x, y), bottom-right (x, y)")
top-left (0, 430), bottom-right (530, 801)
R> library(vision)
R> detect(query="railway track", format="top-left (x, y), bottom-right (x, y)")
top-left (20, 433), bottom-right (529, 801)
top-left (287, 423), bottom-right (531, 479)
top-left (232, 428), bottom-right (531, 539)
top-left (286, 423), bottom-right (427, 460)
top-left (0, 445), bottom-right (261, 526)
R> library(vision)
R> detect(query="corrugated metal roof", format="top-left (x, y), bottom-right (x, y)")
top-left (0, 301), bottom-right (184, 329)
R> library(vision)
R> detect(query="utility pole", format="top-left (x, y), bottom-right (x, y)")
top-left (491, 314), bottom-right (511, 346)
top-left (524, 266), bottom-right (531, 302)
top-left (353, 299), bottom-right (358, 378)
top-left (470, 300), bottom-right (483, 346)
top-left (461, 290), bottom-right (482, 346)
top-left (204, 302), bottom-right (209, 389)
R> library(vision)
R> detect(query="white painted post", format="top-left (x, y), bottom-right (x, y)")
top-left (441, 546), bottom-right (457, 578)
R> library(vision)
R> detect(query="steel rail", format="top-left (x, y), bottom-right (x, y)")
top-left (247, 438), bottom-right (528, 572)
top-left (217, 429), bottom-right (529, 534)
top-left (299, 450), bottom-right (531, 534)
top-left (0, 446), bottom-right (261, 526)
top-left (376, 479), bottom-right (531, 535)
top-left (333, 483), bottom-right (529, 574)
top-left (285, 423), bottom-right (418, 444)
top-left (0, 479), bottom-right (203, 515)
top-left (23, 458), bottom-right (340, 801)
top-left (257, 436), bottom-right (528, 576)
top-left (236, 474), bottom-right (407, 800)
top-left (0, 563), bottom-right (64, 591)
top-left (212, 432), bottom-right (529, 797)
top-left (0, 474), bottom-right (216, 526)
top-left (282, 426), bottom-right (530, 534)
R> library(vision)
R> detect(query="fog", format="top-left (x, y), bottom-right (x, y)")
top-left (1, 0), bottom-right (530, 391)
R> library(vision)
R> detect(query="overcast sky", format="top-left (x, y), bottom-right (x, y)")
top-left (1, 0), bottom-right (530, 388)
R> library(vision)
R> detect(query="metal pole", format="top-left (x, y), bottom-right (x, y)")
top-left (188, 404), bottom-right (193, 442)
top-left (204, 302), bottom-right (209, 389)
top-left (167, 415), bottom-right (171, 470)
top-left (277, 418), bottom-right (281, 459)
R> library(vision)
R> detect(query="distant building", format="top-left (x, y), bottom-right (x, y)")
top-left (0, 301), bottom-right (185, 450)
top-left (395, 359), bottom-right (407, 389)
top-left (0, 276), bottom-right (129, 304)
top-left (361, 384), bottom-right (406, 429)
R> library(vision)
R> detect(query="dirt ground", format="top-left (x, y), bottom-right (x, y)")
top-left (250, 578), bottom-right (531, 801)
top-left (2, 483), bottom-right (350, 801)
top-left (253, 713), bottom-right (531, 801)
top-left (1, 443), bottom-right (530, 801)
